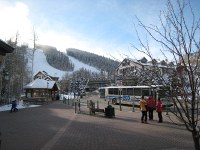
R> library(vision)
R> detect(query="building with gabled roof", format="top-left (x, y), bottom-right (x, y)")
top-left (115, 57), bottom-right (174, 85)
top-left (33, 71), bottom-right (59, 81)
top-left (23, 71), bottom-right (60, 102)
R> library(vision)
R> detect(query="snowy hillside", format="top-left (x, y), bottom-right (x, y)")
top-left (28, 49), bottom-right (100, 79)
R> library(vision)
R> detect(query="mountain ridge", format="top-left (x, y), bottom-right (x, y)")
top-left (36, 44), bottom-right (119, 74)
top-left (29, 48), bottom-right (100, 80)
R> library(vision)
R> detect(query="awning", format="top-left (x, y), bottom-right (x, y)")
top-left (0, 39), bottom-right (14, 56)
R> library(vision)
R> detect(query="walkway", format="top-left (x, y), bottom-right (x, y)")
top-left (0, 95), bottom-right (194, 150)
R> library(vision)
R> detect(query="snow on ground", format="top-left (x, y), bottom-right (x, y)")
top-left (0, 94), bottom-right (75, 112)
top-left (0, 101), bottom-right (40, 112)
top-left (28, 49), bottom-right (100, 79)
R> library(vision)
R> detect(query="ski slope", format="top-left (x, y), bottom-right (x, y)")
top-left (28, 49), bottom-right (100, 79)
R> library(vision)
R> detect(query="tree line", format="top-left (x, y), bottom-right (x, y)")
top-left (66, 48), bottom-right (120, 75)
top-left (37, 45), bottom-right (74, 71)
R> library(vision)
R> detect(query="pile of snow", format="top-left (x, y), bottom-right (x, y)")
top-left (0, 94), bottom-right (76, 112)
top-left (0, 101), bottom-right (40, 112)
top-left (28, 49), bottom-right (100, 79)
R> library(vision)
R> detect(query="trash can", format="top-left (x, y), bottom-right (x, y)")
top-left (105, 105), bottom-right (115, 118)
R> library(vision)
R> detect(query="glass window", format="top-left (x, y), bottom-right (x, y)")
top-left (134, 88), bottom-right (141, 96)
top-left (127, 88), bottom-right (133, 95)
top-left (113, 88), bottom-right (118, 95)
top-left (122, 88), bottom-right (127, 95)
top-left (108, 88), bottom-right (113, 94)
top-left (142, 88), bottom-right (150, 96)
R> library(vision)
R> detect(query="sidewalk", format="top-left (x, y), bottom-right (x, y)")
top-left (0, 95), bottom-right (194, 150)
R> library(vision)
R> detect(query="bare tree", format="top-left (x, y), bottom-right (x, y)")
top-left (31, 28), bottom-right (38, 80)
top-left (132, 0), bottom-right (200, 149)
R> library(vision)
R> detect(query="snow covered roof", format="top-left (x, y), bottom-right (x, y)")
top-left (24, 79), bottom-right (58, 89)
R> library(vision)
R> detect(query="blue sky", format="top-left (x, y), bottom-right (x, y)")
top-left (0, 0), bottom-right (199, 61)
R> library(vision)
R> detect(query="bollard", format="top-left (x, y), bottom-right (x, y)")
top-left (75, 102), bottom-right (77, 113)
top-left (120, 98), bottom-right (122, 111)
top-left (78, 99), bottom-right (81, 112)
top-left (132, 101), bottom-right (135, 112)
top-left (97, 100), bottom-right (99, 109)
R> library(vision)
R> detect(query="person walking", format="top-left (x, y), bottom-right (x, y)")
top-left (147, 96), bottom-right (155, 120)
top-left (156, 98), bottom-right (163, 123)
top-left (10, 100), bottom-right (18, 113)
top-left (139, 95), bottom-right (148, 123)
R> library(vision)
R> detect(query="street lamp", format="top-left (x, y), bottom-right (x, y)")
top-left (119, 88), bottom-right (122, 111)
top-left (47, 81), bottom-right (49, 101)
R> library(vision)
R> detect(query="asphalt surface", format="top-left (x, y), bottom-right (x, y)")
top-left (0, 94), bottom-right (194, 150)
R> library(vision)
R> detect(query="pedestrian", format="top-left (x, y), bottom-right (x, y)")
top-left (139, 95), bottom-right (148, 123)
top-left (156, 97), bottom-right (163, 123)
top-left (147, 96), bottom-right (155, 120)
top-left (10, 100), bottom-right (18, 113)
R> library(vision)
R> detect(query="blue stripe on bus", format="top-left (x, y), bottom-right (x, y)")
top-left (105, 96), bottom-right (141, 102)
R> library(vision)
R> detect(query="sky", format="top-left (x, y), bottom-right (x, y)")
top-left (0, 0), bottom-right (199, 61)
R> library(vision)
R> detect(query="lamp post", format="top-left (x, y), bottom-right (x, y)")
top-left (119, 88), bottom-right (122, 111)
top-left (47, 81), bottom-right (49, 101)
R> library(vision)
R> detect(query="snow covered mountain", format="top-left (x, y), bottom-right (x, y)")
top-left (28, 49), bottom-right (100, 79)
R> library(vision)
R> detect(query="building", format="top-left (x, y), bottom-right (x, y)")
top-left (23, 71), bottom-right (60, 103)
top-left (115, 57), bottom-right (174, 85)
top-left (33, 71), bottom-right (59, 81)
top-left (0, 39), bottom-right (14, 68)
top-left (0, 40), bottom-right (14, 104)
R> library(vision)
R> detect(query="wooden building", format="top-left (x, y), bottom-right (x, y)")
top-left (0, 39), bottom-right (14, 67)
top-left (23, 79), bottom-right (60, 103)
top-left (23, 71), bottom-right (60, 104)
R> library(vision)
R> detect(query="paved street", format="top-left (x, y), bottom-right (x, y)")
top-left (0, 94), bottom-right (194, 150)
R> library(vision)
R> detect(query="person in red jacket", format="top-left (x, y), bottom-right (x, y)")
top-left (156, 97), bottom-right (163, 123)
top-left (147, 96), bottom-right (155, 120)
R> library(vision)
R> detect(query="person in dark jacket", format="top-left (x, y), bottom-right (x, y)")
top-left (10, 100), bottom-right (18, 113)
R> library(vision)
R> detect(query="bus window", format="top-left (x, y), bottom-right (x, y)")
top-left (142, 88), bottom-right (150, 96)
top-left (127, 88), bottom-right (133, 95)
top-left (122, 88), bottom-right (127, 95)
top-left (134, 88), bottom-right (141, 96)
top-left (113, 88), bottom-right (118, 95)
top-left (108, 88), bottom-right (113, 94)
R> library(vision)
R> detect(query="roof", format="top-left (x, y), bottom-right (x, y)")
top-left (24, 79), bottom-right (59, 90)
top-left (33, 71), bottom-right (59, 81)
top-left (0, 39), bottom-right (14, 56)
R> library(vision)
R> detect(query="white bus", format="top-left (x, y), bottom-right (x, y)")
top-left (99, 85), bottom-right (171, 107)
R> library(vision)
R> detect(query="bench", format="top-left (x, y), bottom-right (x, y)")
top-left (88, 100), bottom-right (104, 115)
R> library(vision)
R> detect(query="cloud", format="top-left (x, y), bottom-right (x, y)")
top-left (0, 2), bottom-right (32, 43)
top-left (0, 1), bottom-right (119, 60)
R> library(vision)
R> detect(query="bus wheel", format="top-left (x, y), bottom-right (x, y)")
top-left (112, 98), bottom-right (117, 104)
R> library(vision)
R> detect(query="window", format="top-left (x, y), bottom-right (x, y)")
top-left (142, 88), bottom-right (150, 96)
top-left (122, 88), bottom-right (127, 95)
top-left (108, 88), bottom-right (113, 94)
top-left (134, 88), bottom-right (141, 96)
top-left (127, 88), bottom-right (133, 95)
top-left (113, 88), bottom-right (119, 95)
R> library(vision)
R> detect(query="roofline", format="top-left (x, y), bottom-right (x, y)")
top-left (0, 39), bottom-right (15, 55)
